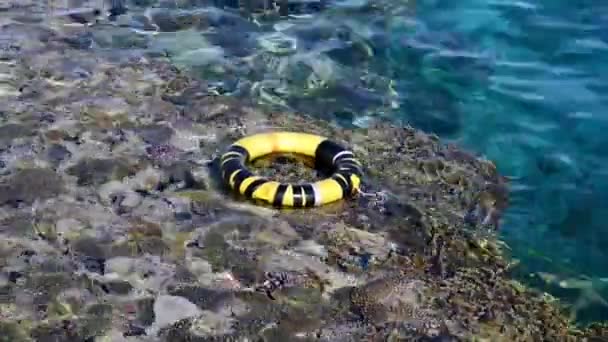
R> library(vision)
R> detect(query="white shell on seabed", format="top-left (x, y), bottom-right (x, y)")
top-left (257, 31), bottom-right (298, 55)
top-left (251, 79), bottom-right (290, 107)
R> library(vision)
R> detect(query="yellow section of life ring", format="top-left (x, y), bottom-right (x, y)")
top-left (219, 132), bottom-right (363, 208)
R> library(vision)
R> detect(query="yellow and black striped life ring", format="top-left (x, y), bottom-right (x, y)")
top-left (220, 132), bottom-right (363, 208)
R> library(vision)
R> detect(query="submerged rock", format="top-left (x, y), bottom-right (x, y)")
top-left (66, 157), bottom-right (136, 186)
top-left (137, 124), bottom-right (175, 145)
top-left (0, 124), bottom-right (33, 149)
top-left (0, 168), bottom-right (64, 206)
top-left (46, 144), bottom-right (71, 166)
top-left (150, 295), bottom-right (201, 331)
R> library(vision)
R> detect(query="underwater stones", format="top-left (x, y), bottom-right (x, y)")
top-left (25, 271), bottom-right (76, 307)
top-left (170, 190), bottom-right (223, 220)
top-left (0, 168), bottom-right (64, 206)
top-left (149, 295), bottom-right (201, 335)
top-left (315, 320), bottom-right (380, 342)
top-left (92, 26), bottom-right (150, 50)
top-left (54, 217), bottom-right (85, 239)
top-left (347, 275), bottom-right (426, 324)
top-left (284, 0), bottom-right (328, 15)
top-left (127, 166), bottom-right (163, 192)
top-left (54, 287), bottom-right (91, 317)
top-left (0, 83), bottom-right (19, 99)
top-left (71, 237), bottom-right (108, 274)
top-left (147, 8), bottom-right (208, 32)
top-left (66, 157), bottom-right (135, 186)
top-left (168, 128), bottom-right (203, 152)
top-left (120, 217), bottom-right (170, 257)
top-left (45, 144), bottom-right (71, 166)
top-left (0, 213), bottom-right (36, 237)
top-left (254, 268), bottom-right (331, 300)
top-left (61, 31), bottom-right (95, 50)
top-left (258, 32), bottom-right (298, 55)
top-left (127, 199), bottom-right (176, 234)
top-left (118, 193), bottom-right (144, 213)
top-left (0, 321), bottom-right (29, 342)
top-left (202, 7), bottom-right (261, 32)
top-left (129, 296), bottom-right (156, 329)
top-left (181, 95), bottom-right (250, 127)
top-left (170, 45), bottom-right (225, 71)
top-left (199, 215), bottom-right (298, 250)
top-left (97, 180), bottom-right (142, 214)
top-left (251, 79), bottom-right (290, 107)
top-left (163, 160), bottom-right (204, 190)
top-left (293, 239), bottom-right (328, 259)
top-left (260, 306), bottom-right (325, 340)
top-left (55, 7), bottom-right (102, 25)
top-left (204, 31), bottom-right (256, 58)
top-left (137, 123), bottom-right (174, 145)
top-left (260, 250), bottom-right (353, 294)
top-left (28, 302), bottom-right (114, 341)
top-left (158, 312), bottom-right (236, 341)
top-left (279, 59), bottom-right (317, 90)
top-left (321, 222), bottom-right (392, 261)
top-left (465, 184), bottom-right (509, 230)
top-left (253, 219), bottom-right (299, 249)
top-left (160, 80), bottom-right (205, 107)
top-left (110, 255), bottom-right (175, 292)
top-left (104, 256), bottom-right (137, 278)
top-left (0, 23), bottom-right (57, 54)
top-left (167, 285), bottom-right (233, 311)
top-left (128, 217), bottom-right (163, 239)
top-left (43, 129), bottom-right (70, 144)
top-left (184, 258), bottom-right (213, 278)
top-left (0, 123), bottom-right (33, 149)
top-left (326, 40), bottom-right (374, 67)
top-left (187, 310), bottom-right (237, 337)
top-left (415, 158), bottom-right (449, 181)
top-left (194, 231), bottom-right (259, 283)
top-left (146, 144), bottom-right (180, 167)
top-left (81, 97), bottom-right (130, 121)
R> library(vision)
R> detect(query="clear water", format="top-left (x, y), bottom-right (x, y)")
top-left (27, 0), bottom-right (608, 323)
top-left (391, 0), bottom-right (608, 323)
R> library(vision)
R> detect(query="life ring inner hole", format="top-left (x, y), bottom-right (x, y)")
top-left (246, 151), bottom-right (335, 184)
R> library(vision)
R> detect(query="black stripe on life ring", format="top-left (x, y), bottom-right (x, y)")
top-left (333, 152), bottom-right (355, 164)
top-left (337, 161), bottom-right (363, 177)
top-left (332, 174), bottom-right (350, 196)
top-left (243, 178), bottom-right (268, 198)
top-left (302, 183), bottom-right (316, 207)
top-left (314, 140), bottom-right (346, 173)
top-left (232, 169), bottom-right (254, 193)
top-left (227, 144), bottom-right (250, 162)
top-left (291, 185), bottom-right (304, 207)
top-left (273, 184), bottom-right (289, 208)
top-left (222, 159), bottom-right (244, 184)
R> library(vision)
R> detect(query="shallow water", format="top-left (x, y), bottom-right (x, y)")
top-left (2, 0), bottom-right (607, 327)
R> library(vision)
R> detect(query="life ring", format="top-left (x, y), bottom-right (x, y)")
top-left (220, 132), bottom-right (363, 207)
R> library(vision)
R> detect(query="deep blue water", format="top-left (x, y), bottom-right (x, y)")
top-left (47, 0), bottom-right (608, 323)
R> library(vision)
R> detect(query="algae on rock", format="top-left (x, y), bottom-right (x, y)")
top-left (0, 17), bottom-right (603, 340)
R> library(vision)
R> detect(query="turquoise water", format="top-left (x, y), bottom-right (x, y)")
top-left (41, 0), bottom-right (608, 323)
top-left (390, 0), bottom-right (608, 323)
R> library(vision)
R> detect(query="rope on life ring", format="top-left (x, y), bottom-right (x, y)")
top-left (219, 132), bottom-right (363, 208)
